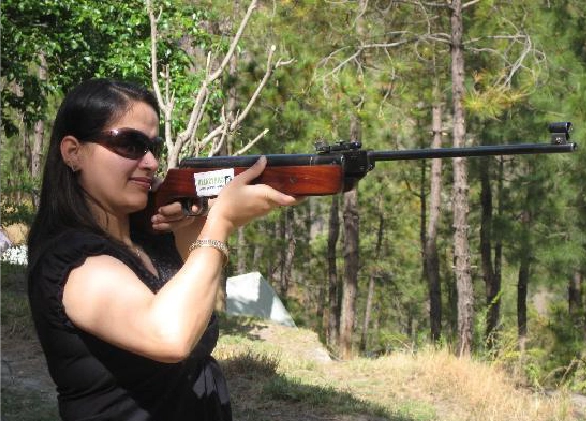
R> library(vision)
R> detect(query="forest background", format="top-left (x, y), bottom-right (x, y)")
top-left (1, 0), bottom-right (585, 394)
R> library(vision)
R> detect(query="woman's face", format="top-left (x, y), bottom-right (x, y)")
top-left (76, 101), bottom-right (160, 218)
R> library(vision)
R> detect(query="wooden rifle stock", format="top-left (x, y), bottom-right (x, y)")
top-left (154, 164), bottom-right (346, 210)
top-left (143, 122), bottom-right (577, 218)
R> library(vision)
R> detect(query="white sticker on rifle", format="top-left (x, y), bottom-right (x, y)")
top-left (193, 168), bottom-right (235, 197)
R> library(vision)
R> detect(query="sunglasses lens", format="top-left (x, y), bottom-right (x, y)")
top-left (104, 130), bottom-right (163, 160)
top-left (108, 131), bottom-right (144, 159)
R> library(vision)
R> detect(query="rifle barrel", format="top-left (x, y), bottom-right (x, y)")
top-left (368, 142), bottom-right (577, 162)
top-left (179, 142), bottom-right (578, 168)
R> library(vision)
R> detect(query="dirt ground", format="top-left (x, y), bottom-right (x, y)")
top-left (2, 319), bottom-right (398, 421)
top-left (1, 338), bottom-right (55, 395)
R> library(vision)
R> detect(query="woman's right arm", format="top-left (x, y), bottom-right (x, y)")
top-left (62, 157), bottom-right (299, 363)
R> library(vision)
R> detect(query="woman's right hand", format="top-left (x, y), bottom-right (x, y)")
top-left (202, 156), bottom-right (301, 238)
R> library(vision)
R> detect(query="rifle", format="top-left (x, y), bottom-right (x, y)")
top-left (153, 122), bottom-right (577, 215)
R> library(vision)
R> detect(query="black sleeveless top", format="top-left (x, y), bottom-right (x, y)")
top-left (27, 229), bottom-right (231, 421)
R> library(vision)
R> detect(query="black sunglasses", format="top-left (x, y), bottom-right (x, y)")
top-left (85, 128), bottom-right (164, 160)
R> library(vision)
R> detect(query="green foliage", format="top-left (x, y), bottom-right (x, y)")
top-left (484, 307), bottom-right (586, 394)
top-left (368, 330), bottom-right (413, 355)
top-left (537, 303), bottom-right (586, 392)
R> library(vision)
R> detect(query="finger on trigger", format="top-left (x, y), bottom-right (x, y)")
top-left (157, 201), bottom-right (182, 216)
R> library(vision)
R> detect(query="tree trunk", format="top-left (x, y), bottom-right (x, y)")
top-left (224, 0), bottom-right (240, 156)
top-left (276, 209), bottom-right (296, 298)
top-left (327, 195), bottom-right (341, 347)
top-left (425, 101), bottom-right (443, 343)
top-left (7, 81), bottom-right (27, 204)
top-left (360, 275), bottom-right (375, 352)
top-left (420, 147), bottom-right (427, 272)
top-left (360, 211), bottom-right (384, 352)
top-left (340, 187), bottom-right (359, 360)
top-left (568, 270), bottom-right (584, 342)
top-left (237, 227), bottom-right (247, 274)
top-left (266, 221), bottom-right (277, 285)
top-left (517, 210), bottom-right (532, 352)
top-left (252, 222), bottom-right (265, 269)
top-left (568, 271), bottom-right (582, 317)
top-left (480, 157), bottom-right (501, 349)
top-left (0, 130), bottom-right (5, 192)
top-left (494, 157), bottom-right (504, 327)
top-left (31, 51), bottom-right (48, 208)
top-left (282, 207), bottom-right (296, 298)
top-left (308, 201), bottom-right (324, 332)
top-left (450, 0), bottom-right (473, 357)
top-left (277, 212), bottom-right (287, 296)
top-left (339, 113), bottom-right (361, 360)
top-left (517, 257), bottom-right (529, 352)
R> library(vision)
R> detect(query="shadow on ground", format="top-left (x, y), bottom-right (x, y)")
top-left (222, 354), bottom-right (426, 421)
top-left (217, 312), bottom-right (272, 341)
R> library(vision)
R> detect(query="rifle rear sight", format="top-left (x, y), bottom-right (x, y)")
top-left (314, 140), bottom-right (362, 153)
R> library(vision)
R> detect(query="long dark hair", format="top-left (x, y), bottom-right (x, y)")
top-left (27, 78), bottom-right (160, 265)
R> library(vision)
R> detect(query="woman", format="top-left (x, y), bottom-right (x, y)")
top-left (27, 78), bottom-right (299, 420)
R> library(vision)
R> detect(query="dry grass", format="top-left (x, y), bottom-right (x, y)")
top-left (215, 320), bottom-right (583, 421)
top-left (335, 349), bottom-right (576, 421)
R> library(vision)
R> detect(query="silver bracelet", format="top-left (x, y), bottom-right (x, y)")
top-left (189, 239), bottom-right (229, 266)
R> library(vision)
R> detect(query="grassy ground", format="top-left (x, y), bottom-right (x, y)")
top-left (216, 317), bottom-right (583, 421)
top-left (2, 262), bottom-right (584, 421)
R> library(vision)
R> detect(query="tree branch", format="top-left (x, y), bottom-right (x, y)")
top-left (148, 0), bottom-right (290, 167)
top-left (209, 0), bottom-right (257, 81)
top-left (233, 128), bottom-right (269, 155)
top-left (147, 0), bottom-right (167, 115)
top-left (180, 0), bottom-right (260, 155)
top-left (200, 45), bottom-right (290, 149)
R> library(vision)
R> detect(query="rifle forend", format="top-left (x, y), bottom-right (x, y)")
top-left (152, 122), bottom-right (577, 214)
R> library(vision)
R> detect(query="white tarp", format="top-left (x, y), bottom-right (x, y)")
top-left (226, 272), bottom-right (296, 327)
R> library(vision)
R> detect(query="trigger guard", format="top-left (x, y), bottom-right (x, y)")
top-left (183, 197), bottom-right (209, 216)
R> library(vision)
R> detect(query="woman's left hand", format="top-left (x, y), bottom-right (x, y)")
top-left (149, 178), bottom-right (213, 259)
top-left (149, 177), bottom-right (209, 233)
top-left (150, 201), bottom-right (209, 232)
